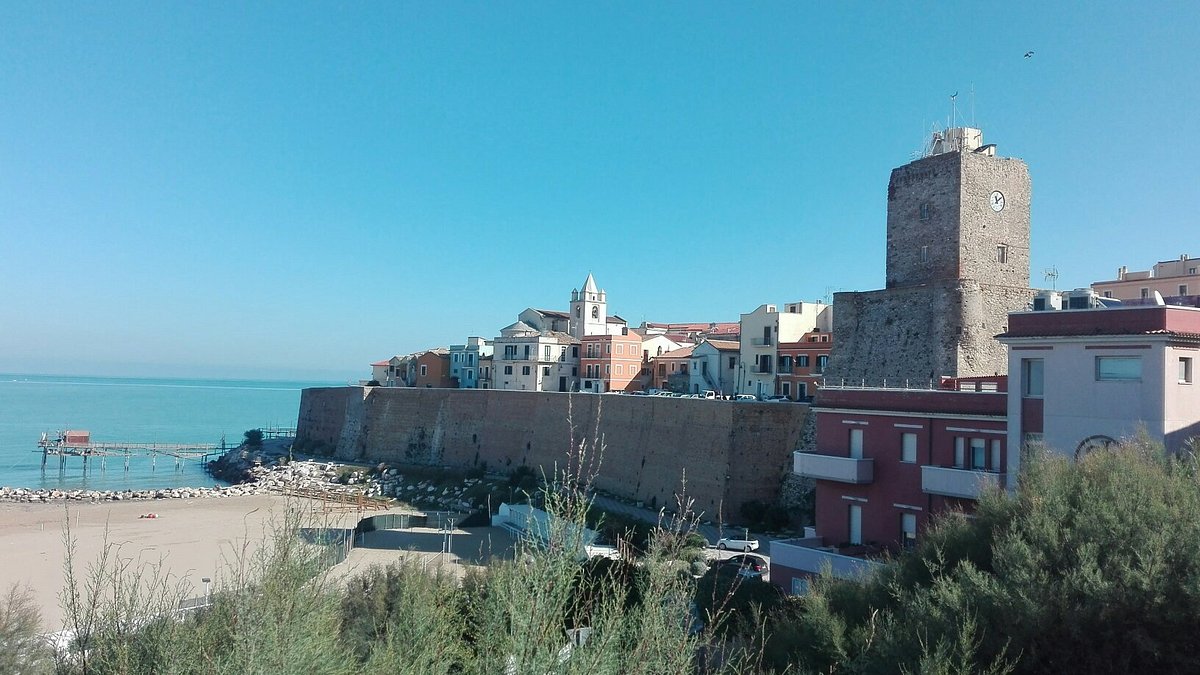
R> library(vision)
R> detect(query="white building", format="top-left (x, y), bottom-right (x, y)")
top-left (449, 337), bottom-right (493, 388)
top-left (492, 321), bottom-right (580, 392)
top-left (689, 339), bottom-right (739, 395)
top-left (518, 308), bottom-right (572, 334)
top-left (369, 356), bottom-right (402, 386)
top-left (638, 333), bottom-right (684, 362)
top-left (569, 273), bottom-right (628, 338)
top-left (1000, 300), bottom-right (1200, 460)
top-left (738, 301), bottom-right (832, 398)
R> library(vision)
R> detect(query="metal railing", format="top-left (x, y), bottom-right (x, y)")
top-left (819, 378), bottom-right (1001, 392)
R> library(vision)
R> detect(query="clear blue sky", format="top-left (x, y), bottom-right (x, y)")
top-left (2, 2), bottom-right (1197, 381)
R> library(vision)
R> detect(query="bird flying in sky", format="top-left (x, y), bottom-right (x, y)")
top-left (1024, 51), bottom-right (1035, 58)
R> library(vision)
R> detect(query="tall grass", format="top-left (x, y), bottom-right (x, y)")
top-left (43, 397), bottom-right (765, 674)
top-left (0, 583), bottom-right (52, 674)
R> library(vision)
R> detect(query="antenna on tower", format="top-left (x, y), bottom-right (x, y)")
top-left (950, 91), bottom-right (959, 128)
top-left (1044, 266), bottom-right (1059, 290)
top-left (970, 84), bottom-right (975, 127)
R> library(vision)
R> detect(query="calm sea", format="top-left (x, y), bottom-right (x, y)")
top-left (0, 374), bottom-right (339, 491)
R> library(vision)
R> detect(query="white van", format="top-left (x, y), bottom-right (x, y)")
top-left (701, 390), bottom-right (717, 399)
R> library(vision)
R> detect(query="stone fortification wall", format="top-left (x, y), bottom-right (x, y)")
top-left (886, 151), bottom-right (964, 287)
top-left (958, 282), bottom-right (1037, 376)
top-left (297, 387), bottom-right (808, 523)
top-left (827, 281), bottom-right (1035, 384)
top-left (827, 284), bottom-right (964, 384)
top-left (956, 153), bottom-right (1031, 288)
top-left (886, 151), bottom-right (1032, 290)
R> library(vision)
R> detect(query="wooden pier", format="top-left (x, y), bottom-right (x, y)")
top-left (37, 431), bottom-right (226, 473)
top-left (36, 427), bottom-right (296, 474)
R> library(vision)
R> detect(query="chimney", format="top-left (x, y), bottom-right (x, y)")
top-left (1118, 266), bottom-right (1127, 280)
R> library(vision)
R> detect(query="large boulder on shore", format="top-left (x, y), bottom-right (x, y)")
top-left (207, 440), bottom-right (292, 484)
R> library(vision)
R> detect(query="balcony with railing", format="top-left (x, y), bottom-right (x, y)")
top-left (794, 451), bottom-right (873, 484)
top-left (921, 465), bottom-right (1005, 499)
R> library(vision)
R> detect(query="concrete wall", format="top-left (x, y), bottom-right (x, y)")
top-left (296, 387), bottom-right (809, 523)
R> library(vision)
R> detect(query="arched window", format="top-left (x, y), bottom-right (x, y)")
top-left (575, 307), bottom-right (581, 318)
top-left (591, 306), bottom-right (599, 319)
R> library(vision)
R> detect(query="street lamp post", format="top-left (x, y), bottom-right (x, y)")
top-left (201, 577), bottom-right (211, 606)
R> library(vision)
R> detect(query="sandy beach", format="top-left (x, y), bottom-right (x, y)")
top-left (0, 492), bottom-right (524, 631)
top-left (0, 494), bottom-right (294, 630)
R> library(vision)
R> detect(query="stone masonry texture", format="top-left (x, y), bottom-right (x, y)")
top-left (827, 147), bottom-right (1034, 384)
top-left (296, 387), bottom-right (809, 525)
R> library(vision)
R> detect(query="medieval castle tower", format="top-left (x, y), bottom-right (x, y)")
top-left (826, 127), bottom-right (1035, 383)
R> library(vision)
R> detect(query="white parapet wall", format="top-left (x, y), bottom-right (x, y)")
top-left (492, 502), bottom-right (601, 557)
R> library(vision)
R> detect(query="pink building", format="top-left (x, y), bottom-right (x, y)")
top-left (1091, 254), bottom-right (1200, 301)
top-left (580, 331), bottom-right (643, 393)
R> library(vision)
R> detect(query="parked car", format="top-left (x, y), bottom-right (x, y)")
top-left (721, 553), bottom-right (769, 578)
top-left (733, 394), bottom-right (757, 402)
top-left (701, 390), bottom-right (717, 399)
top-left (717, 535), bottom-right (759, 552)
top-left (762, 395), bottom-right (791, 403)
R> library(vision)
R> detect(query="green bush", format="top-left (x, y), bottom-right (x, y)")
top-left (761, 434), bottom-right (1200, 674)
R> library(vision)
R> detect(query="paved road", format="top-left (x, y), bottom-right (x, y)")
top-left (590, 494), bottom-right (728, 542)
top-left (589, 494), bottom-right (771, 563)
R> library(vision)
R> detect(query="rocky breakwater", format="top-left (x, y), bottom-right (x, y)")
top-left (245, 460), bottom-right (378, 498)
top-left (210, 443), bottom-right (497, 512)
top-left (0, 484), bottom-right (262, 504)
top-left (0, 460), bottom-right (385, 504)
top-left (247, 460), bottom-right (494, 513)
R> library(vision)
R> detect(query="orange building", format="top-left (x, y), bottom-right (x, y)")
top-left (580, 331), bottom-right (643, 393)
top-left (776, 331), bottom-right (832, 401)
top-left (413, 349), bottom-right (452, 388)
top-left (649, 345), bottom-right (696, 392)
